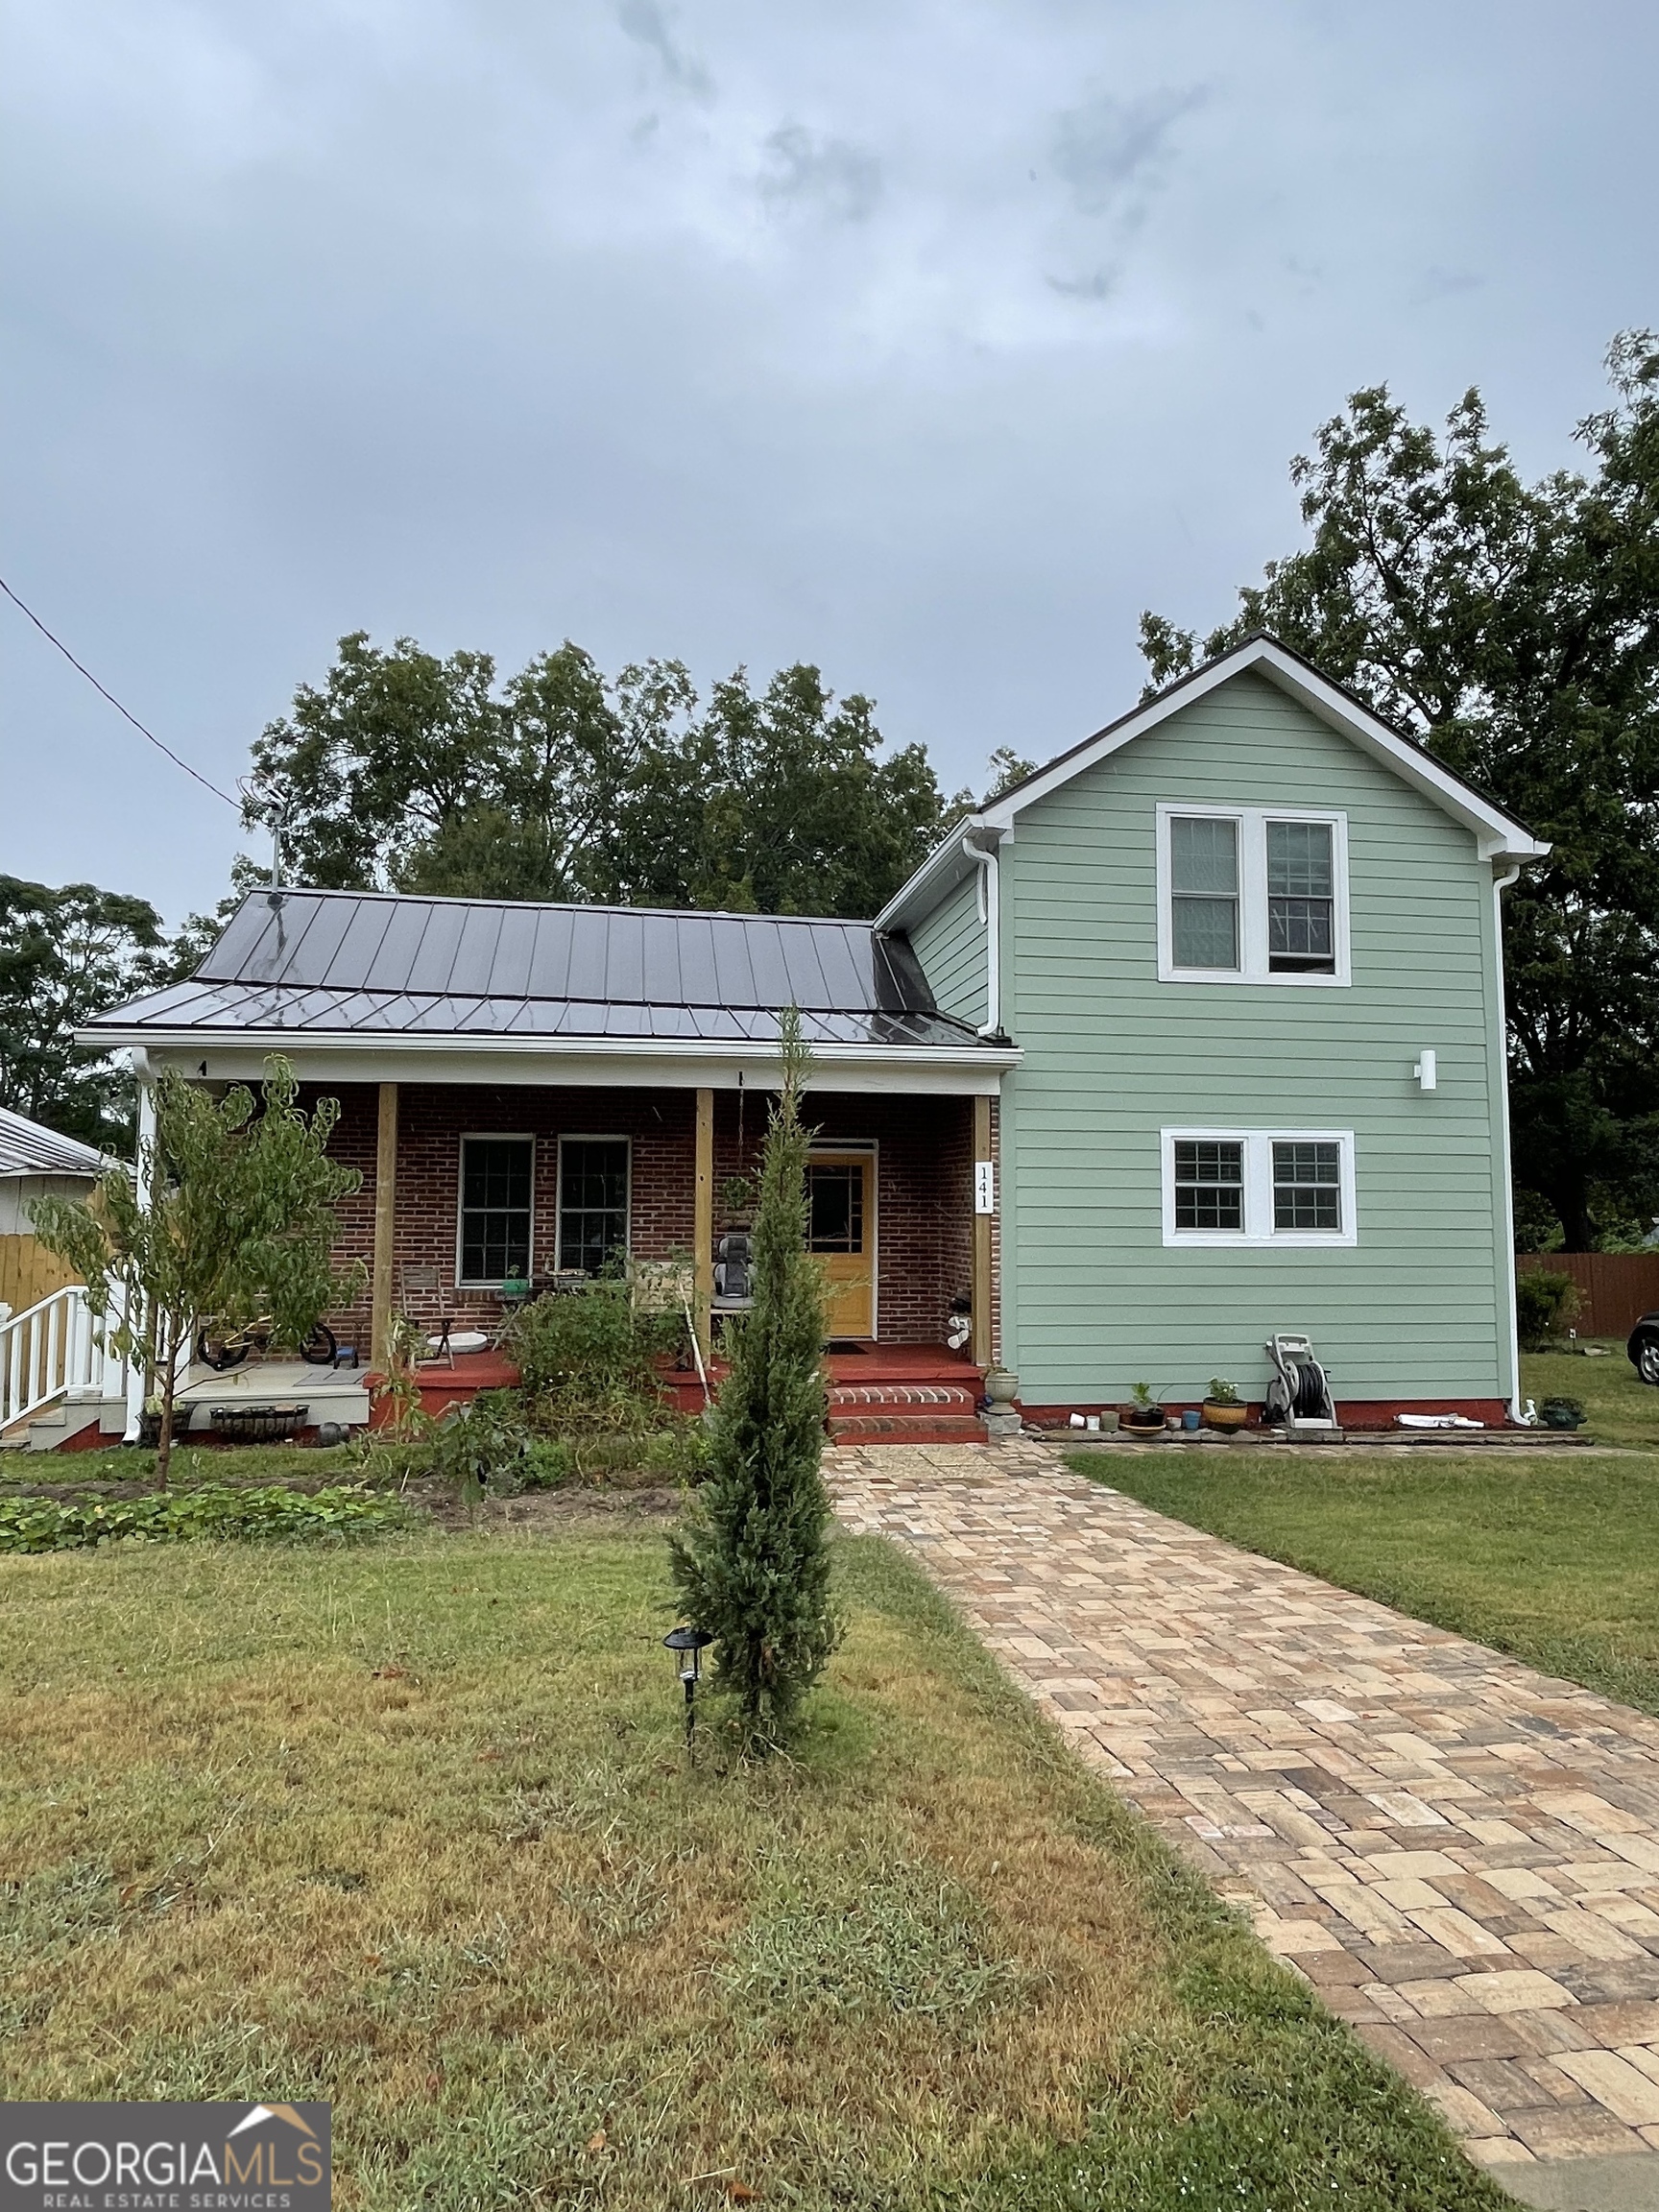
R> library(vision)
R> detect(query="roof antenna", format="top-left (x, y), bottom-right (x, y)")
top-left (239, 773), bottom-right (291, 897)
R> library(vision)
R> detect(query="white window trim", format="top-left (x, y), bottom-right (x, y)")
top-left (1161, 1128), bottom-right (1358, 1248)
top-left (1155, 804), bottom-right (1351, 986)
top-left (555, 1133), bottom-right (633, 1273)
top-left (456, 1132), bottom-right (536, 1287)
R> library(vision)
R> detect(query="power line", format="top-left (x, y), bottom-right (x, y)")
top-left (0, 573), bottom-right (240, 808)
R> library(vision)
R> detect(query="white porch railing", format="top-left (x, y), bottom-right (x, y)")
top-left (0, 1285), bottom-right (127, 1431)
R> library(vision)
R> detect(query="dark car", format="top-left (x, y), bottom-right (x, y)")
top-left (1628, 1312), bottom-right (1659, 1384)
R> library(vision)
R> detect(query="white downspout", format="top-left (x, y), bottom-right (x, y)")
top-left (963, 833), bottom-right (1001, 1038)
top-left (1492, 863), bottom-right (1525, 1423)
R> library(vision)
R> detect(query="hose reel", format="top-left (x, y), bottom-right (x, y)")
top-left (1263, 1333), bottom-right (1338, 1432)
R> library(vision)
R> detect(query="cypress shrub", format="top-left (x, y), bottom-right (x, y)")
top-left (669, 1010), bottom-right (842, 1756)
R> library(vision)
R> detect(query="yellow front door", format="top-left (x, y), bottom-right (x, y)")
top-left (807, 1152), bottom-right (876, 1338)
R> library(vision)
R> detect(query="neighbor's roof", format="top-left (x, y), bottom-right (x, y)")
top-left (0, 1106), bottom-right (108, 1180)
top-left (876, 632), bottom-right (1551, 933)
top-left (81, 888), bottom-right (996, 1053)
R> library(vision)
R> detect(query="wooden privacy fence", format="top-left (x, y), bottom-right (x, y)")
top-left (1516, 1251), bottom-right (1659, 1338)
top-left (0, 1234), bottom-right (80, 1316)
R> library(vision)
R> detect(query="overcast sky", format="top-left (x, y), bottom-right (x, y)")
top-left (4, 0), bottom-right (1655, 924)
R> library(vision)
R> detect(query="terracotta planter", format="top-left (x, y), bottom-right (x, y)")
top-left (1202, 1401), bottom-right (1250, 1431)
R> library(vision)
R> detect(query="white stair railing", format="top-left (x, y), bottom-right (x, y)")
top-left (0, 1285), bottom-right (104, 1431)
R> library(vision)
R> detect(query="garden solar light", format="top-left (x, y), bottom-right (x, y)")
top-left (662, 1624), bottom-right (714, 1752)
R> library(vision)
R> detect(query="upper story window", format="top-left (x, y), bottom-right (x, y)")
top-left (1157, 805), bottom-right (1349, 985)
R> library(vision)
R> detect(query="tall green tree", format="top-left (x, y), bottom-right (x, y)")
top-left (0, 878), bottom-right (167, 1149)
top-left (246, 637), bottom-right (963, 919)
top-left (669, 1010), bottom-right (841, 1756)
top-left (1141, 332), bottom-right (1659, 1249)
top-left (31, 1055), bottom-right (363, 1481)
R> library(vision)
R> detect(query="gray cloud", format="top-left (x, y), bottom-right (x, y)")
top-left (2, 1), bottom-right (1653, 924)
top-left (617, 0), bottom-right (712, 99)
top-left (1412, 265), bottom-right (1485, 302)
top-left (1050, 85), bottom-right (1204, 217)
top-left (757, 125), bottom-right (882, 223)
top-left (1046, 264), bottom-right (1119, 301)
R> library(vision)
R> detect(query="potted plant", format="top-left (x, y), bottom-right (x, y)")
top-left (1201, 1378), bottom-right (1250, 1431)
top-left (1539, 1394), bottom-right (1587, 1431)
top-left (1119, 1382), bottom-right (1165, 1437)
top-left (136, 1394), bottom-right (166, 1450)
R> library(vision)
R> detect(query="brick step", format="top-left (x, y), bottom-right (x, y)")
top-left (828, 1413), bottom-right (989, 1444)
top-left (827, 1384), bottom-right (981, 1412)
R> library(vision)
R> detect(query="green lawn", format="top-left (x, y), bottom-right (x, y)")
top-left (0, 1520), bottom-right (1502, 2211)
top-left (1522, 1337), bottom-right (1659, 1446)
top-left (1073, 1344), bottom-right (1659, 1719)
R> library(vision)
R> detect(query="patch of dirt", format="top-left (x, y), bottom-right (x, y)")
top-left (413, 1481), bottom-right (685, 1532)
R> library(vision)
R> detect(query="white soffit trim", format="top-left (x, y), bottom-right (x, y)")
top-left (878, 637), bottom-right (1547, 931)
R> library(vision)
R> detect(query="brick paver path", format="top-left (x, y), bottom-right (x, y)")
top-left (829, 1442), bottom-right (1659, 2179)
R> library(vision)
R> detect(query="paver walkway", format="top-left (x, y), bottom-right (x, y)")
top-left (829, 1441), bottom-right (1659, 2188)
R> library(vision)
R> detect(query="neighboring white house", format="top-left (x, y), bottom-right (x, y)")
top-left (0, 1106), bottom-right (108, 1237)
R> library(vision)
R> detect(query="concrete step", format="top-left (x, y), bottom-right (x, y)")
top-left (0, 1404), bottom-right (104, 1453)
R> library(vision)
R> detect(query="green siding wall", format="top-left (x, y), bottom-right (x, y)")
top-left (907, 870), bottom-right (988, 1030)
top-left (998, 670), bottom-right (1513, 1407)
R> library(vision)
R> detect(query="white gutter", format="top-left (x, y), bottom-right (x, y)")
top-left (961, 831), bottom-right (1003, 1038)
top-left (81, 1025), bottom-right (1020, 1070)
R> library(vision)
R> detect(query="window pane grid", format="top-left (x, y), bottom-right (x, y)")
top-left (806, 1164), bottom-right (864, 1253)
top-left (559, 1140), bottom-right (630, 1275)
top-left (460, 1138), bottom-right (533, 1282)
top-left (1170, 816), bottom-right (1240, 971)
top-left (1272, 1141), bottom-right (1341, 1232)
top-left (1173, 1139), bottom-right (1243, 1231)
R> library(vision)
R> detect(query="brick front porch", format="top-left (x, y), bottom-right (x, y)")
top-left (314, 1081), bottom-right (984, 1361)
top-left (372, 1340), bottom-right (989, 1442)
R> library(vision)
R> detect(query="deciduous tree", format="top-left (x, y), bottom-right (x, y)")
top-left (32, 1055), bottom-right (363, 1480)
top-left (1141, 332), bottom-right (1659, 1248)
top-left (0, 878), bottom-right (166, 1148)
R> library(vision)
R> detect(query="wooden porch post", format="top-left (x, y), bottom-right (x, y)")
top-left (693, 1088), bottom-right (714, 1358)
top-left (371, 1081), bottom-right (398, 1370)
top-left (972, 1095), bottom-right (994, 1370)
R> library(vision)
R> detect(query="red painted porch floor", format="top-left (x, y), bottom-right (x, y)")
top-left (390, 1341), bottom-right (988, 1443)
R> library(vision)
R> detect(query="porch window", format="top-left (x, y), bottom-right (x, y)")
top-left (458, 1136), bottom-right (534, 1284)
top-left (558, 1137), bottom-right (631, 1275)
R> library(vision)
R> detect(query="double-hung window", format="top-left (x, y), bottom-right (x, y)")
top-left (1158, 806), bottom-right (1348, 983)
top-left (458, 1136), bottom-right (534, 1285)
top-left (1163, 1130), bottom-right (1356, 1247)
top-left (557, 1137), bottom-right (631, 1275)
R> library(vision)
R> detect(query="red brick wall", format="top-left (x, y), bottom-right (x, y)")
top-left (311, 1082), bottom-right (974, 1350)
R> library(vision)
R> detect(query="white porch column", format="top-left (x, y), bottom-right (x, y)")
top-left (123, 1064), bottom-right (156, 1441)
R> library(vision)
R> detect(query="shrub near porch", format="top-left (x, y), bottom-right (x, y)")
top-left (0, 1526), bottom-right (1502, 2211)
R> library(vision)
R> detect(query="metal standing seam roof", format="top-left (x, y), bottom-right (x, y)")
top-left (83, 889), bottom-right (998, 1052)
top-left (0, 1106), bottom-right (109, 1179)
